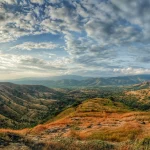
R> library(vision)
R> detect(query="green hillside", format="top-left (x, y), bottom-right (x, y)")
top-left (0, 83), bottom-right (71, 129)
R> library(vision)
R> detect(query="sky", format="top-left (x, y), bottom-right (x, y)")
top-left (0, 0), bottom-right (150, 79)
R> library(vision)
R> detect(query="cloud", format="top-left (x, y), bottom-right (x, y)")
top-left (1, 0), bottom-right (149, 45)
top-left (0, 0), bottom-right (149, 42)
top-left (0, 0), bottom-right (150, 78)
top-left (11, 42), bottom-right (58, 50)
top-left (2, 0), bottom-right (17, 4)
top-left (138, 57), bottom-right (150, 63)
top-left (30, 0), bottom-right (44, 5)
top-left (114, 67), bottom-right (150, 75)
top-left (0, 52), bottom-right (69, 79)
top-left (0, 52), bottom-right (70, 73)
top-left (19, 57), bottom-right (67, 70)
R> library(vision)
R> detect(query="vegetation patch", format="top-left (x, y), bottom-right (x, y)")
top-left (87, 124), bottom-right (142, 142)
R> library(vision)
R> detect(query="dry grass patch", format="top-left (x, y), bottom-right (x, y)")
top-left (44, 138), bottom-right (114, 150)
top-left (87, 123), bottom-right (142, 142)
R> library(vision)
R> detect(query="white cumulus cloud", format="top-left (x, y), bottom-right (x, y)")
top-left (11, 42), bottom-right (58, 50)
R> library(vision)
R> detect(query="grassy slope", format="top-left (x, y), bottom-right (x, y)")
top-left (0, 83), bottom-right (67, 129)
top-left (1, 97), bottom-right (150, 149)
top-left (28, 98), bottom-right (149, 141)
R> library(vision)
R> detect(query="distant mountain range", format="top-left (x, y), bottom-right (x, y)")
top-left (9, 74), bottom-right (150, 88)
top-left (10, 75), bottom-right (90, 81)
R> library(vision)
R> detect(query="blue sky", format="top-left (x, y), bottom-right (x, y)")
top-left (0, 0), bottom-right (150, 79)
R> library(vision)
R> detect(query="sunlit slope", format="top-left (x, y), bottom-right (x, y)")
top-left (30, 98), bottom-right (150, 142)
top-left (1, 97), bottom-right (150, 149)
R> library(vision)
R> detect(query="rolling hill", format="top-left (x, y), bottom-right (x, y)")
top-left (0, 81), bottom-right (149, 130)
top-left (1, 96), bottom-right (150, 150)
top-left (0, 82), bottom-right (71, 129)
top-left (0, 82), bottom-right (150, 149)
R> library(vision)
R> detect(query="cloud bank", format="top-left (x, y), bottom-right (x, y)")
top-left (0, 0), bottom-right (150, 79)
